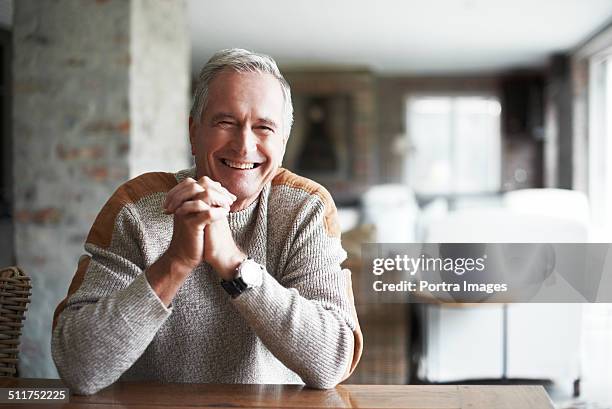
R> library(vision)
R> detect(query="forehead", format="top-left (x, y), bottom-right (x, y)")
top-left (205, 69), bottom-right (284, 119)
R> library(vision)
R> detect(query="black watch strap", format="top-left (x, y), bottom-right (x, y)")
top-left (220, 277), bottom-right (248, 298)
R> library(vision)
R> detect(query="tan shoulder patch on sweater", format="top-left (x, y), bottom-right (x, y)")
top-left (272, 168), bottom-right (340, 238)
top-left (87, 172), bottom-right (177, 249)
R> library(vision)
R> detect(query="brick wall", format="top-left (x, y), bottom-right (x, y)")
top-left (12, 0), bottom-right (189, 377)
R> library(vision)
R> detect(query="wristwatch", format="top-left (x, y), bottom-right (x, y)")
top-left (220, 257), bottom-right (264, 298)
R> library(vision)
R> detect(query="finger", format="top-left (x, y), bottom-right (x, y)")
top-left (199, 176), bottom-right (237, 201)
top-left (164, 178), bottom-right (195, 208)
top-left (176, 201), bottom-right (229, 224)
top-left (165, 180), bottom-right (206, 213)
top-left (174, 200), bottom-right (210, 216)
top-left (207, 183), bottom-right (237, 205)
top-left (164, 178), bottom-right (198, 209)
top-left (199, 205), bottom-right (230, 222)
top-left (193, 189), bottom-right (234, 209)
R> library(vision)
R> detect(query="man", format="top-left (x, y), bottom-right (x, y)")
top-left (52, 49), bottom-right (362, 395)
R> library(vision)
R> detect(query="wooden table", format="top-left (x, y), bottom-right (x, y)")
top-left (0, 378), bottom-right (554, 408)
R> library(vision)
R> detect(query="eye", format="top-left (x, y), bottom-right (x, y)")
top-left (257, 125), bottom-right (274, 133)
top-left (217, 120), bottom-right (235, 128)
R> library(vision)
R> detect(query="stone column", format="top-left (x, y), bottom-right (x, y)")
top-left (13, 0), bottom-right (190, 377)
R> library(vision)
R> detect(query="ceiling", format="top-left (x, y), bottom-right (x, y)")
top-left (188, 0), bottom-right (612, 75)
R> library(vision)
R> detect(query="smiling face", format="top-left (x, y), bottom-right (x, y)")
top-left (189, 69), bottom-right (288, 212)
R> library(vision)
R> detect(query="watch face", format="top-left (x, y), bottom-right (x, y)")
top-left (239, 260), bottom-right (263, 287)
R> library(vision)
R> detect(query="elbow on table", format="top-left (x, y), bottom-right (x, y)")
top-left (51, 336), bottom-right (109, 396)
top-left (305, 378), bottom-right (341, 390)
top-left (52, 353), bottom-right (107, 395)
top-left (301, 338), bottom-right (354, 389)
top-left (301, 364), bottom-right (347, 390)
top-left (62, 378), bottom-right (105, 396)
top-left (52, 354), bottom-right (108, 396)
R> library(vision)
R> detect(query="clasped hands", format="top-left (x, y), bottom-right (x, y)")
top-left (162, 176), bottom-right (246, 280)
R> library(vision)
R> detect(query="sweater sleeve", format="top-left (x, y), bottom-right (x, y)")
top-left (51, 199), bottom-right (171, 395)
top-left (230, 194), bottom-right (363, 389)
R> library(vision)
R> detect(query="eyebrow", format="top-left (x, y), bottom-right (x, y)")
top-left (258, 118), bottom-right (279, 129)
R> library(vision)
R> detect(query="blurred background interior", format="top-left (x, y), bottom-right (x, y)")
top-left (0, 0), bottom-right (611, 408)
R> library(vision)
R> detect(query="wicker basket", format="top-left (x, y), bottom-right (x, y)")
top-left (0, 266), bottom-right (32, 377)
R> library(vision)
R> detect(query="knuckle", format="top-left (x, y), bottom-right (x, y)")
top-left (189, 185), bottom-right (201, 195)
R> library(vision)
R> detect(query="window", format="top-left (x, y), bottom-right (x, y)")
top-left (404, 96), bottom-right (501, 195)
top-left (577, 33), bottom-right (612, 407)
top-left (588, 52), bottom-right (612, 239)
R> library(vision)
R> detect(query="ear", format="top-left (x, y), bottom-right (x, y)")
top-left (188, 116), bottom-right (197, 156)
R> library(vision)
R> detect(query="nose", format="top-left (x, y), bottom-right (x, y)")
top-left (233, 125), bottom-right (258, 156)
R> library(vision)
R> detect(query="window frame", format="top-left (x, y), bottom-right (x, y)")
top-left (403, 92), bottom-right (502, 197)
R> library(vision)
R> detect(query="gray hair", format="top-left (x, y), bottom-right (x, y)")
top-left (190, 48), bottom-right (293, 136)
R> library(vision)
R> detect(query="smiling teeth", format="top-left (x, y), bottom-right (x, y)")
top-left (224, 160), bottom-right (255, 169)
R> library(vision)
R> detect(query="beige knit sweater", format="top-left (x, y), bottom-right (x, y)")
top-left (51, 167), bottom-right (362, 395)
